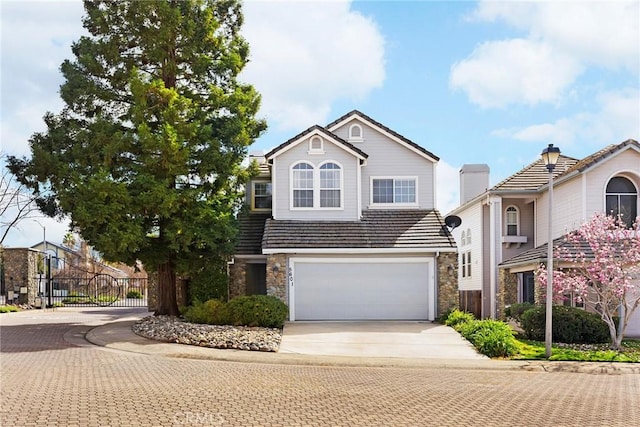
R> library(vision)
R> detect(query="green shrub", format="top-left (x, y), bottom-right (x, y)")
top-left (456, 319), bottom-right (518, 358)
top-left (126, 289), bottom-right (143, 299)
top-left (444, 309), bottom-right (475, 327)
top-left (183, 299), bottom-right (227, 325)
top-left (520, 305), bottom-right (609, 344)
top-left (505, 302), bottom-right (535, 323)
top-left (225, 295), bottom-right (288, 328)
top-left (0, 305), bottom-right (19, 313)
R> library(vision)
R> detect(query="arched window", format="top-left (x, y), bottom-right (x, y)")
top-left (466, 228), bottom-right (471, 245)
top-left (606, 176), bottom-right (638, 228)
top-left (506, 206), bottom-right (519, 236)
top-left (460, 230), bottom-right (466, 246)
top-left (319, 162), bottom-right (342, 208)
top-left (292, 162), bottom-right (314, 208)
top-left (309, 136), bottom-right (324, 153)
top-left (348, 124), bottom-right (364, 142)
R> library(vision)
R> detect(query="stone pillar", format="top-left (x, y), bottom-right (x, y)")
top-left (266, 254), bottom-right (286, 303)
top-left (437, 252), bottom-right (459, 318)
top-left (1, 248), bottom-right (39, 306)
top-left (498, 268), bottom-right (518, 319)
top-left (228, 259), bottom-right (247, 299)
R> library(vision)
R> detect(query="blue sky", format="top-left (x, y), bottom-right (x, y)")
top-left (1, 0), bottom-right (639, 248)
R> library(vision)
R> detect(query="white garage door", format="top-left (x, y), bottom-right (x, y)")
top-left (291, 257), bottom-right (434, 321)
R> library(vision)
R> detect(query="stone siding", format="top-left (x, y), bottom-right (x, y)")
top-left (266, 254), bottom-right (287, 303)
top-left (228, 259), bottom-right (247, 299)
top-left (498, 268), bottom-right (518, 319)
top-left (1, 248), bottom-right (40, 306)
top-left (437, 252), bottom-right (459, 318)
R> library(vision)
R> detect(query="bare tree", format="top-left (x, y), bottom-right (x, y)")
top-left (1, 156), bottom-right (40, 246)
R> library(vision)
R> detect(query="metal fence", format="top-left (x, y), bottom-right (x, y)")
top-left (37, 273), bottom-right (148, 307)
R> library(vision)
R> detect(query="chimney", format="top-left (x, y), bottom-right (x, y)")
top-left (460, 164), bottom-right (490, 205)
top-left (249, 150), bottom-right (266, 164)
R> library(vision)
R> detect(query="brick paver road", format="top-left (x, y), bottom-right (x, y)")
top-left (1, 308), bottom-right (638, 427)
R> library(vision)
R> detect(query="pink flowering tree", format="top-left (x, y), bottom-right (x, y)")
top-left (536, 213), bottom-right (640, 350)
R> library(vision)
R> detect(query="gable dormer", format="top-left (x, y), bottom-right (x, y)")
top-left (265, 125), bottom-right (367, 221)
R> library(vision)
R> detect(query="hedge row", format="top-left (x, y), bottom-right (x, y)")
top-left (182, 295), bottom-right (288, 329)
top-left (445, 309), bottom-right (518, 358)
top-left (514, 305), bottom-right (610, 344)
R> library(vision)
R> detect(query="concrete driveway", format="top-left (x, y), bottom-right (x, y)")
top-left (279, 321), bottom-right (487, 360)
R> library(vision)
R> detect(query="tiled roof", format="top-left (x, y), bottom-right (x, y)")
top-left (264, 124), bottom-right (368, 160)
top-left (234, 212), bottom-right (271, 255)
top-left (491, 154), bottom-right (579, 192)
top-left (560, 139), bottom-right (640, 175)
top-left (490, 139), bottom-right (639, 193)
top-left (262, 210), bottom-right (456, 250)
top-left (499, 236), bottom-right (594, 268)
top-left (326, 110), bottom-right (440, 162)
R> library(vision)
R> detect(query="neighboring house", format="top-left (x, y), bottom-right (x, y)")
top-left (229, 110), bottom-right (458, 321)
top-left (30, 240), bottom-right (129, 278)
top-left (447, 139), bottom-right (640, 336)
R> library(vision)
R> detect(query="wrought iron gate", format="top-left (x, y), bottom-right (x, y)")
top-left (42, 274), bottom-right (148, 307)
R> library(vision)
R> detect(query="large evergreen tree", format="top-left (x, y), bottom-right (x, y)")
top-left (8, 0), bottom-right (266, 315)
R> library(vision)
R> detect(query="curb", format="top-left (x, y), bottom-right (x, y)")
top-left (84, 320), bottom-right (640, 374)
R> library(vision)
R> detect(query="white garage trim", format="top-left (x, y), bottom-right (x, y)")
top-left (264, 247), bottom-right (455, 254)
top-left (288, 257), bottom-right (436, 321)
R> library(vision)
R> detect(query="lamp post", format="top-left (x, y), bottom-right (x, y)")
top-left (32, 220), bottom-right (46, 253)
top-left (541, 143), bottom-right (560, 358)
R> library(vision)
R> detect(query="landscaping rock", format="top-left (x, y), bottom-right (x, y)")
top-left (132, 315), bottom-right (282, 352)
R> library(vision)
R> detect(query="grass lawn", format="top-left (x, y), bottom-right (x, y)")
top-left (511, 337), bottom-right (640, 362)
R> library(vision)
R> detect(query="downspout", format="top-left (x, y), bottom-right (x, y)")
top-left (357, 158), bottom-right (362, 218)
top-left (435, 251), bottom-right (440, 320)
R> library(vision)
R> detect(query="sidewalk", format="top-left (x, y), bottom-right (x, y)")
top-left (85, 318), bottom-right (640, 374)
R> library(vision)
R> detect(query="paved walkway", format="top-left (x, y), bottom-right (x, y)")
top-left (1, 308), bottom-right (639, 427)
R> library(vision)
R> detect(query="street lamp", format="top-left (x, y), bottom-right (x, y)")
top-left (32, 219), bottom-right (46, 253)
top-left (541, 143), bottom-right (560, 358)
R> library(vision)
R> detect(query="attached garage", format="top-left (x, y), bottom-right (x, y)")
top-left (289, 257), bottom-right (435, 321)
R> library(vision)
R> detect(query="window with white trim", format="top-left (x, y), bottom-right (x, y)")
top-left (292, 162), bottom-right (314, 208)
top-left (309, 136), bottom-right (324, 154)
top-left (466, 251), bottom-right (471, 278)
top-left (460, 230), bottom-right (466, 246)
top-left (348, 124), bottom-right (364, 142)
top-left (252, 181), bottom-right (272, 211)
top-left (606, 176), bottom-right (638, 228)
top-left (466, 228), bottom-right (471, 245)
top-left (461, 251), bottom-right (471, 278)
top-left (291, 161), bottom-right (343, 209)
top-left (319, 162), bottom-right (341, 207)
top-left (371, 177), bottom-right (417, 205)
top-left (505, 206), bottom-right (519, 236)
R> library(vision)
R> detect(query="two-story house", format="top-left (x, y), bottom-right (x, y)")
top-left (229, 110), bottom-right (458, 321)
top-left (448, 139), bottom-right (640, 336)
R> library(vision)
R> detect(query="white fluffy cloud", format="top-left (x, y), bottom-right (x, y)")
top-left (450, 38), bottom-right (582, 108)
top-left (1, 1), bottom-right (386, 155)
top-left (473, 1), bottom-right (639, 72)
top-left (450, 1), bottom-right (639, 109)
top-left (241, 0), bottom-right (385, 130)
top-left (492, 87), bottom-right (640, 147)
top-left (0, 0), bottom-right (85, 156)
